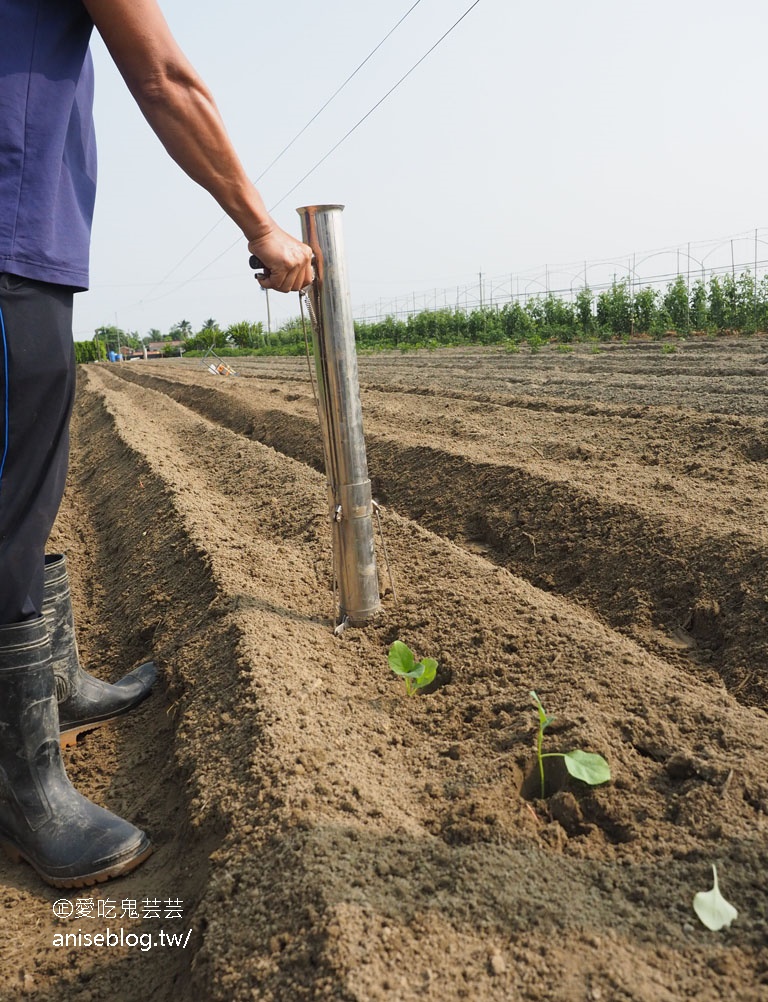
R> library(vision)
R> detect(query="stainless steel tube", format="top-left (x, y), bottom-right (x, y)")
top-left (297, 205), bottom-right (380, 625)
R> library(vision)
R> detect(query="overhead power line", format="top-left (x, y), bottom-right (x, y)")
top-left (133, 1), bottom-right (425, 305)
top-left (268, 0), bottom-right (483, 213)
top-left (143, 0), bottom-right (484, 305)
top-left (253, 0), bottom-right (425, 187)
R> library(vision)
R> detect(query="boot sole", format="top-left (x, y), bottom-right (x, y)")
top-left (0, 837), bottom-right (153, 889)
top-left (59, 682), bottom-right (155, 748)
top-left (59, 715), bottom-right (122, 749)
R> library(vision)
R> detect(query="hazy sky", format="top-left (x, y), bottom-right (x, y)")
top-left (74, 0), bottom-right (768, 340)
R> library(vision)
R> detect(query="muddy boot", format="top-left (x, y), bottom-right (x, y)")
top-left (0, 617), bottom-right (152, 887)
top-left (43, 554), bottom-right (156, 747)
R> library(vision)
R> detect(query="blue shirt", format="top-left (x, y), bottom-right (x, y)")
top-left (0, 0), bottom-right (96, 289)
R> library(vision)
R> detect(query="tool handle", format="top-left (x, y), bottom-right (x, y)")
top-left (248, 254), bottom-right (270, 279)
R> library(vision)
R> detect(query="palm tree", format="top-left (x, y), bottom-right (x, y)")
top-left (170, 319), bottom-right (193, 339)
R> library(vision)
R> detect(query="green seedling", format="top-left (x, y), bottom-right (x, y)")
top-left (530, 690), bottom-right (611, 798)
top-left (388, 641), bottom-right (437, 696)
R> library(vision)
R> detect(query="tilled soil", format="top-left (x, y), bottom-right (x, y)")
top-left (1, 338), bottom-right (767, 1001)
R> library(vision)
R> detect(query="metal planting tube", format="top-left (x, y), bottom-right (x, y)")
top-left (297, 204), bottom-right (380, 626)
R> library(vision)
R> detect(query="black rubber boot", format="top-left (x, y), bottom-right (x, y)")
top-left (43, 554), bottom-right (156, 747)
top-left (0, 617), bottom-right (152, 887)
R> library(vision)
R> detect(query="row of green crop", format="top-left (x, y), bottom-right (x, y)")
top-left (81, 271), bottom-right (768, 363)
top-left (352, 272), bottom-right (768, 349)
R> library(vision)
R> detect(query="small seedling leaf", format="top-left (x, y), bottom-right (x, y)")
top-left (562, 749), bottom-right (611, 786)
top-left (388, 643), bottom-right (437, 695)
top-left (419, 658), bottom-right (438, 687)
top-left (388, 641), bottom-right (416, 676)
top-left (530, 690), bottom-right (554, 731)
top-left (693, 864), bottom-right (738, 931)
top-left (397, 663), bottom-right (426, 681)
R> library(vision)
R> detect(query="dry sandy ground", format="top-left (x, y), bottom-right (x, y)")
top-left (1, 337), bottom-right (767, 1001)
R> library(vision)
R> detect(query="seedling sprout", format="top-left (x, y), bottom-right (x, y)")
top-left (388, 641), bottom-right (437, 696)
top-left (530, 690), bottom-right (611, 798)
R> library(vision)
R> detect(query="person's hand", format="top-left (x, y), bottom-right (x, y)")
top-left (247, 224), bottom-right (313, 293)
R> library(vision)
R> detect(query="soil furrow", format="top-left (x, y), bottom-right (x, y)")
top-left (0, 378), bottom-right (228, 1001)
top-left (4, 343), bottom-right (767, 1001)
top-left (106, 363), bottom-right (768, 709)
top-left (81, 363), bottom-right (768, 1002)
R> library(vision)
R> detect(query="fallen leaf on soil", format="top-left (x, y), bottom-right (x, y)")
top-left (693, 864), bottom-right (738, 931)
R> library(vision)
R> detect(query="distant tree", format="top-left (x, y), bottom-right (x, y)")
top-left (540, 293), bottom-right (577, 341)
top-left (186, 324), bottom-right (226, 350)
top-left (276, 318), bottom-right (305, 346)
top-left (596, 279), bottom-right (632, 335)
top-left (94, 324), bottom-right (126, 352)
top-left (75, 340), bottom-right (107, 363)
top-left (575, 287), bottom-right (594, 334)
top-left (498, 301), bottom-right (532, 340)
top-left (736, 270), bottom-right (756, 331)
top-left (662, 276), bottom-right (690, 332)
top-left (226, 320), bottom-right (264, 349)
top-left (708, 275), bottom-right (727, 331)
top-left (757, 275), bottom-right (768, 331)
top-left (689, 280), bottom-right (708, 330)
top-left (721, 273), bottom-right (740, 330)
top-left (170, 319), bottom-right (193, 340)
top-left (632, 286), bottom-right (658, 333)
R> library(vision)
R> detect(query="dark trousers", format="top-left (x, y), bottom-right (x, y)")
top-left (0, 274), bottom-right (75, 624)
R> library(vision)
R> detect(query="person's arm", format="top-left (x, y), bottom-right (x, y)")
top-left (82, 0), bottom-right (312, 293)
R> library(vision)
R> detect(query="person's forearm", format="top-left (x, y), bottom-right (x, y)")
top-left (126, 66), bottom-right (272, 242)
top-left (83, 0), bottom-right (270, 241)
top-left (82, 0), bottom-right (313, 293)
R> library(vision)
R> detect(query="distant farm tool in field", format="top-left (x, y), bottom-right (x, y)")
top-left (294, 205), bottom-right (381, 629)
top-left (199, 345), bottom-right (237, 376)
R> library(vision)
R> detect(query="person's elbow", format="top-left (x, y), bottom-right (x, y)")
top-left (126, 59), bottom-right (204, 111)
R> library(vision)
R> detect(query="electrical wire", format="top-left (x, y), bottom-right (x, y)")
top-left (140, 0), bottom-right (484, 305)
top-left (133, 1), bottom-right (425, 305)
top-left (270, 0), bottom-right (483, 213)
top-left (358, 255), bottom-right (768, 323)
top-left (252, 0), bottom-right (425, 188)
top-left (71, 226), bottom-right (768, 337)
